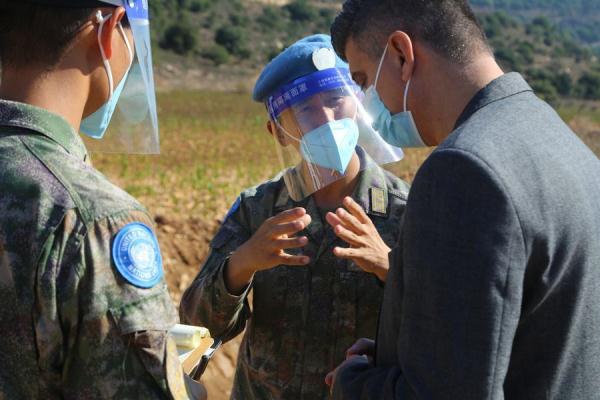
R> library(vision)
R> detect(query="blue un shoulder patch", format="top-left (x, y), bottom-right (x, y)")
top-left (112, 222), bottom-right (163, 288)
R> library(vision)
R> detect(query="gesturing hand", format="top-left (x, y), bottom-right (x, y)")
top-left (326, 197), bottom-right (390, 282)
top-left (226, 208), bottom-right (311, 294)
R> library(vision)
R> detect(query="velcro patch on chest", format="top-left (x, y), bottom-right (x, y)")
top-left (369, 187), bottom-right (387, 216)
top-left (112, 222), bottom-right (163, 288)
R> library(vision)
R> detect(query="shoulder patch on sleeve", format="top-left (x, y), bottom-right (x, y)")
top-left (112, 222), bottom-right (163, 288)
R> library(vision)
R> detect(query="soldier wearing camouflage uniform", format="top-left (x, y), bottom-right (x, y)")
top-left (180, 35), bottom-right (410, 399)
top-left (0, 1), bottom-right (204, 398)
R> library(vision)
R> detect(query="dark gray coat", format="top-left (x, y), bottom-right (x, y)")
top-left (333, 73), bottom-right (600, 399)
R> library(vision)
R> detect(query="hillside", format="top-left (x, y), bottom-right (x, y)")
top-left (470, 0), bottom-right (600, 46)
top-left (148, 0), bottom-right (600, 102)
top-left (471, 0), bottom-right (600, 15)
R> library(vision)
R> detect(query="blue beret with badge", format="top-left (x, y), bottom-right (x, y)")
top-left (252, 34), bottom-right (350, 103)
top-left (112, 222), bottom-right (164, 288)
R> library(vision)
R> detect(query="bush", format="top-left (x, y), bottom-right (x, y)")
top-left (215, 26), bottom-right (250, 58)
top-left (189, 0), bottom-right (212, 13)
top-left (285, 0), bottom-right (318, 22)
top-left (553, 72), bottom-right (573, 97)
top-left (256, 6), bottom-right (284, 32)
top-left (202, 45), bottom-right (230, 65)
top-left (494, 47), bottom-right (519, 70)
top-left (526, 68), bottom-right (560, 102)
top-left (230, 13), bottom-right (250, 27)
top-left (577, 71), bottom-right (600, 100)
top-left (160, 24), bottom-right (197, 55)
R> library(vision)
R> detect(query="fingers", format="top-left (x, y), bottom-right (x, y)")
top-left (333, 246), bottom-right (361, 260)
top-left (343, 196), bottom-right (371, 225)
top-left (325, 211), bottom-right (343, 229)
top-left (346, 338), bottom-right (375, 359)
top-left (325, 371), bottom-right (334, 386)
top-left (274, 236), bottom-right (308, 250)
top-left (332, 224), bottom-right (363, 247)
top-left (269, 207), bottom-right (308, 224)
top-left (277, 252), bottom-right (310, 266)
top-left (270, 215), bottom-right (311, 237)
top-left (335, 208), bottom-right (365, 235)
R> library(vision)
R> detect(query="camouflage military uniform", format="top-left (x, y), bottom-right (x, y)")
top-left (181, 148), bottom-right (410, 399)
top-left (0, 100), bottom-right (198, 399)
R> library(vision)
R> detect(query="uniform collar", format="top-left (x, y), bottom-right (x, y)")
top-left (350, 147), bottom-right (390, 218)
top-left (455, 72), bottom-right (533, 130)
top-left (0, 99), bottom-right (88, 161)
top-left (274, 147), bottom-right (390, 218)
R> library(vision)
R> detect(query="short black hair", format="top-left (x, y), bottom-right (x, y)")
top-left (0, 3), bottom-right (115, 69)
top-left (331, 0), bottom-right (490, 64)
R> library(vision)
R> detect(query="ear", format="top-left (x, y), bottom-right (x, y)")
top-left (267, 120), bottom-right (288, 146)
top-left (98, 6), bottom-right (127, 60)
top-left (388, 31), bottom-right (415, 83)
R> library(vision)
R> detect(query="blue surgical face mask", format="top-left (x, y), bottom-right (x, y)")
top-left (299, 118), bottom-right (359, 174)
top-left (81, 12), bottom-right (133, 140)
top-left (281, 118), bottom-right (359, 174)
top-left (362, 45), bottom-right (426, 148)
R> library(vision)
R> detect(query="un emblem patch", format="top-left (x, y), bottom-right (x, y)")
top-left (112, 222), bottom-right (163, 288)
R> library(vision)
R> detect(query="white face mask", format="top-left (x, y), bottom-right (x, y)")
top-left (80, 11), bottom-right (133, 140)
top-left (362, 44), bottom-right (427, 148)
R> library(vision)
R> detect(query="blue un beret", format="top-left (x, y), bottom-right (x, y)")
top-left (252, 34), bottom-right (349, 103)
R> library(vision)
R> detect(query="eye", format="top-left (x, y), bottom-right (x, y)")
top-left (326, 96), bottom-right (345, 107)
top-left (299, 104), bottom-right (314, 114)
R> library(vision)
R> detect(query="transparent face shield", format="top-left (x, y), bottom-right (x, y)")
top-left (267, 68), bottom-right (404, 201)
top-left (83, 0), bottom-right (159, 154)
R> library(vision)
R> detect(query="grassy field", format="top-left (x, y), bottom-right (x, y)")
top-left (93, 91), bottom-right (600, 226)
top-left (91, 90), bottom-right (599, 399)
top-left (92, 90), bottom-right (433, 220)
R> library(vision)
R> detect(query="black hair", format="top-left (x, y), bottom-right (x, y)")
top-left (0, 2), bottom-right (122, 69)
top-left (331, 0), bottom-right (490, 64)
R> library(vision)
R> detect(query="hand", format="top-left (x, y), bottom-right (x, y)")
top-left (324, 355), bottom-right (368, 389)
top-left (346, 338), bottom-right (375, 362)
top-left (326, 197), bottom-right (390, 282)
top-left (226, 208), bottom-right (311, 293)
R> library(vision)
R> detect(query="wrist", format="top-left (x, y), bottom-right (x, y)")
top-left (375, 255), bottom-right (389, 282)
top-left (225, 249), bottom-right (255, 295)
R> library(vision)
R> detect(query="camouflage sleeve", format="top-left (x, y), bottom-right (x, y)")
top-left (180, 199), bottom-right (252, 342)
top-left (39, 209), bottom-right (203, 399)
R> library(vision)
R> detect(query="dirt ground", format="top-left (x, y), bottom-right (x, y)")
top-left (152, 213), bottom-right (239, 398)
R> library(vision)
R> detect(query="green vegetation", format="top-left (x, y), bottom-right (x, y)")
top-left (149, 0), bottom-right (335, 64)
top-left (479, 12), bottom-right (599, 102)
top-left (471, 0), bottom-right (600, 46)
top-left (146, 1), bottom-right (599, 102)
top-left (471, 0), bottom-right (600, 15)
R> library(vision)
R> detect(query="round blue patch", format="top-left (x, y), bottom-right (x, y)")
top-left (112, 222), bottom-right (163, 288)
